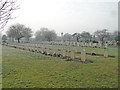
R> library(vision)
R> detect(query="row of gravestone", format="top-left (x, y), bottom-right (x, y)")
top-left (4, 43), bottom-right (109, 62)
top-left (19, 43), bottom-right (109, 57)
top-left (11, 43), bottom-right (109, 58)
top-left (27, 41), bottom-right (111, 49)
top-left (4, 43), bottom-right (78, 61)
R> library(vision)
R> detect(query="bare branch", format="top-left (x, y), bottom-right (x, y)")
top-left (0, 0), bottom-right (20, 30)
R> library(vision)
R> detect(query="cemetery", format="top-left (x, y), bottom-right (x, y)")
top-left (2, 40), bottom-right (118, 88)
top-left (2, 42), bottom-right (116, 62)
top-left (0, 0), bottom-right (119, 88)
top-left (1, 24), bottom-right (119, 88)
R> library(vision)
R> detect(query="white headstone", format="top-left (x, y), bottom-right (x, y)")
top-left (63, 49), bottom-right (66, 57)
top-left (81, 49), bottom-right (86, 62)
top-left (71, 50), bottom-right (75, 60)
top-left (47, 48), bottom-right (49, 54)
top-left (104, 50), bottom-right (108, 58)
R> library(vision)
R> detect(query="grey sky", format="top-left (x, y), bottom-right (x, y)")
top-left (4, 0), bottom-right (118, 36)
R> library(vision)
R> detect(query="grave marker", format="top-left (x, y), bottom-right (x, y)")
top-left (104, 49), bottom-right (108, 58)
top-left (81, 48), bottom-right (86, 62)
top-left (71, 50), bottom-right (75, 60)
top-left (62, 49), bottom-right (66, 58)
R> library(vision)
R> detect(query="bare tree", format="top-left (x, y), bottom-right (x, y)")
top-left (94, 29), bottom-right (110, 44)
top-left (81, 31), bottom-right (92, 42)
top-left (35, 27), bottom-right (48, 41)
top-left (45, 30), bottom-right (57, 41)
top-left (2, 34), bottom-right (7, 43)
top-left (35, 27), bottom-right (57, 42)
top-left (23, 27), bottom-right (32, 42)
top-left (63, 33), bottom-right (72, 41)
top-left (113, 30), bottom-right (120, 41)
top-left (7, 23), bottom-right (32, 43)
top-left (0, 0), bottom-right (19, 30)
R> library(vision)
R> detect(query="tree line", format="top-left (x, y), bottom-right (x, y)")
top-left (1, 23), bottom-right (120, 44)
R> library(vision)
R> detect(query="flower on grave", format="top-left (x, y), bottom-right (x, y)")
top-left (67, 58), bottom-right (72, 61)
top-left (43, 51), bottom-right (47, 55)
top-left (57, 54), bottom-right (62, 57)
top-left (32, 49), bottom-right (35, 52)
top-left (61, 56), bottom-right (66, 59)
top-left (90, 50), bottom-right (96, 56)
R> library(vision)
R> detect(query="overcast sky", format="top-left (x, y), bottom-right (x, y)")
top-left (3, 0), bottom-right (118, 36)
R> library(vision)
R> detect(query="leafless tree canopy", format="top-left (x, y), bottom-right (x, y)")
top-left (0, 0), bottom-right (19, 30)
top-left (63, 33), bottom-right (72, 41)
top-left (7, 23), bottom-right (32, 43)
top-left (35, 27), bottom-right (57, 42)
top-left (94, 29), bottom-right (110, 44)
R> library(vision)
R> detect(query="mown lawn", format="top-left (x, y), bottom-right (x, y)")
top-left (2, 46), bottom-right (118, 88)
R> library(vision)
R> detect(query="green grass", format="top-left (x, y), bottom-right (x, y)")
top-left (2, 45), bottom-right (118, 88)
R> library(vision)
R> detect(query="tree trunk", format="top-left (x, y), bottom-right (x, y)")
top-left (18, 38), bottom-right (20, 43)
top-left (77, 37), bottom-right (79, 42)
top-left (101, 38), bottom-right (104, 45)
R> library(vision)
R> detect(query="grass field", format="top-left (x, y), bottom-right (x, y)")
top-left (2, 45), bottom-right (118, 88)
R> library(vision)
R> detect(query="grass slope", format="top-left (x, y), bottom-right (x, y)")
top-left (2, 46), bottom-right (118, 88)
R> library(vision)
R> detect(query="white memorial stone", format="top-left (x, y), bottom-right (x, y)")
top-left (71, 50), bottom-right (75, 60)
top-left (104, 50), bottom-right (108, 58)
top-left (63, 49), bottom-right (66, 57)
top-left (81, 49), bottom-right (86, 62)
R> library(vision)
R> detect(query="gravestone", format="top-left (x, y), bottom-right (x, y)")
top-left (89, 42), bottom-right (92, 47)
top-left (77, 42), bottom-right (79, 46)
top-left (81, 42), bottom-right (83, 47)
top-left (81, 49), bottom-right (86, 62)
top-left (114, 42), bottom-right (117, 46)
top-left (84, 42), bottom-right (86, 47)
top-left (104, 49), bottom-right (108, 58)
top-left (47, 48), bottom-right (49, 55)
top-left (98, 41), bottom-right (102, 48)
top-left (50, 48), bottom-right (53, 55)
top-left (71, 50), bottom-right (75, 60)
top-left (91, 50), bottom-right (96, 55)
top-left (62, 49), bottom-right (66, 57)
top-left (74, 47), bottom-right (77, 53)
top-left (52, 48), bottom-right (56, 56)
top-left (41, 47), bottom-right (44, 54)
